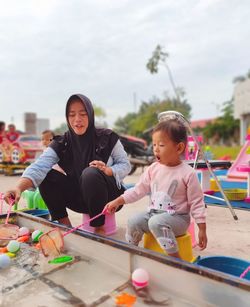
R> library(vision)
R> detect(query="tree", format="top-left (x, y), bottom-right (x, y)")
top-left (54, 123), bottom-right (68, 135)
top-left (114, 93), bottom-right (192, 142)
top-left (203, 100), bottom-right (239, 145)
top-left (94, 105), bottom-right (106, 117)
top-left (113, 113), bottom-right (137, 134)
top-left (94, 104), bottom-right (107, 128)
top-left (146, 45), bottom-right (181, 103)
top-left (113, 45), bottom-right (192, 139)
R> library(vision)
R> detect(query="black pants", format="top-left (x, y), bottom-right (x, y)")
top-left (39, 167), bottom-right (125, 227)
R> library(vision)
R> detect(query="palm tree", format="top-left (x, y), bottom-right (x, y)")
top-left (146, 45), bottom-right (181, 103)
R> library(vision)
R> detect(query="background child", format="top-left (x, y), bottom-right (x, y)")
top-left (41, 129), bottom-right (66, 175)
top-left (41, 130), bottom-right (55, 148)
top-left (105, 118), bottom-right (207, 258)
top-left (6, 124), bottom-right (20, 142)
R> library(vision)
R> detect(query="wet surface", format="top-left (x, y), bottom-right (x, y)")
top-left (1, 211), bottom-right (250, 306)
top-left (0, 242), bottom-right (175, 307)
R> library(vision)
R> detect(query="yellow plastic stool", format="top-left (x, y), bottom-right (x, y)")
top-left (143, 232), bottom-right (196, 262)
top-left (210, 178), bottom-right (220, 192)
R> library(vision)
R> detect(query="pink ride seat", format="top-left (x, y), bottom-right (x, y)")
top-left (81, 212), bottom-right (117, 235)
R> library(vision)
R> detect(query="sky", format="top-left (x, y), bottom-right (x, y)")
top-left (0, 0), bottom-right (249, 131)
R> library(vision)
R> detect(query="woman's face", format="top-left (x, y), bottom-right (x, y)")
top-left (68, 100), bottom-right (89, 135)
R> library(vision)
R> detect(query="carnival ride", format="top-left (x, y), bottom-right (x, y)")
top-left (0, 135), bottom-right (43, 175)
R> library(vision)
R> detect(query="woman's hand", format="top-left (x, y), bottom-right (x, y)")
top-left (4, 178), bottom-right (34, 205)
top-left (4, 188), bottom-right (22, 205)
top-left (197, 223), bottom-right (207, 250)
top-left (89, 160), bottom-right (113, 176)
top-left (104, 196), bottom-right (125, 214)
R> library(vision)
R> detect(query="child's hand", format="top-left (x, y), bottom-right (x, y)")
top-left (104, 196), bottom-right (125, 214)
top-left (197, 223), bottom-right (207, 250)
top-left (198, 229), bottom-right (207, 250)
top-left (104, 201), bottom-right (119, 214)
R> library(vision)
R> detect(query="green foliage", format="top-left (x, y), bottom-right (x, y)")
top-left (147, 45), bottom-right (181, 102)
top-left (114, 93), bottom-right (192, 141)
top-left (202, 100), bottom-right (239, 145)
top-left (93, 104), bottom-right (106, 117)
top-left (114, 44), bottom-right (192, 140)
top-left (94, 104), bottom-right (107, 128)
top-left (146, 45), bottom-right (169, 74)
top-left (114, 113), bottom-right (137, 134)
top-left (54, 123), bottom-right (68, 135)
top-left (205, 145), bottom-right (241, 160)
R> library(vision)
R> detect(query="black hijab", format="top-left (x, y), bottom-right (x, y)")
top-left (50, 94), bottom-right (119, 179)
top-left (65, 94), bottom-right (96, 178)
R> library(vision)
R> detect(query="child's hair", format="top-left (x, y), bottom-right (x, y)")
top-left (42, 130), bottom-right (55, 137)
top-left (0, 121), bottom-right (5, 132)
top-left (152, 119), bottom-right (188, 145)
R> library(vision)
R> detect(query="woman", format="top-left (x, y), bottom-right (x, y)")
top-left (5, 94), bottom-right (131, 232)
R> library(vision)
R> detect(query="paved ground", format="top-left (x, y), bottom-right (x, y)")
top-left (1, 168), bottom-right (250, 261)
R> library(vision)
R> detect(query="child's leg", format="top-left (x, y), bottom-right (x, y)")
top-left (126, 211), bottom-right (150, 246)
top-left (148, 213), bottom-right (189, 258)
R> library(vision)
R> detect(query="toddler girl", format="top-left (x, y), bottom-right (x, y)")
top-left (105, 118), bottom-right (207, 258)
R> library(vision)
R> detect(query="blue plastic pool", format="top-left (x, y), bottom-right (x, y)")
top-left (197, 256), bottom-right (250, 280)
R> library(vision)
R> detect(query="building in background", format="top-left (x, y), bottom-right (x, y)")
top-left (37, 118), bottom-right (50, 136)
top-left (233, 79), bottom-right (250, 145)
top-left (24, 112), bottom-right (37, 135)
top-left (24, 112), bottom-right (50, 136)
top-left (190, 119), bottom-right (214, 130)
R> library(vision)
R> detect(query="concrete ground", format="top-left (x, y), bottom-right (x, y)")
top-left (1, 168), bottom-right (250, 261)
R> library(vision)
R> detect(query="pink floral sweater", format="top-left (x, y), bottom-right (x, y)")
top-left (123, 162), bottom-right (206, 224)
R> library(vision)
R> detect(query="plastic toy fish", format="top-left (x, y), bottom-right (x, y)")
top-left (115, 292), bottom-right (137, 306)
top-left (48, 255), bottom-right (74, 264)
top-left (17, 235), bottom-right (30, 243)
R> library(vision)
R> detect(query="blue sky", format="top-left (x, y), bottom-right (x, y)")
top-left (0, 0), bottom-right (249, 131)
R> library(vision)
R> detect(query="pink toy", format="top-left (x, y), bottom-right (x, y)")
top-left (236, 165), bottom-right (250, 202)
top-left (0, 197), bottom-right (19, 243)
top-left (4, 198), bottom-right (15, 225)
top-left (18, 227), bottom-right (30, 237)
top-left (228, 135), bottom-right (250, 180)
top-left (132, 268), bottom-right (149, 288)
top-left (240, 265), bottom-right (250, 279)
top-left (185, 136), bottom-right (203, 160)
top-left (81, 212), bottom-right (116, 235)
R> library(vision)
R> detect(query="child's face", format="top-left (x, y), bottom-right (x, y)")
top-left (8, 125), bottom-right (15, 132)
top-left (152, 131), bottom-right (184, 166)
top-left (42, 132), bottom-right (53, 147)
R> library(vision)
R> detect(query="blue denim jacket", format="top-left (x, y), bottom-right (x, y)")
top-left (22, 139), bottom-right (131, 189)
